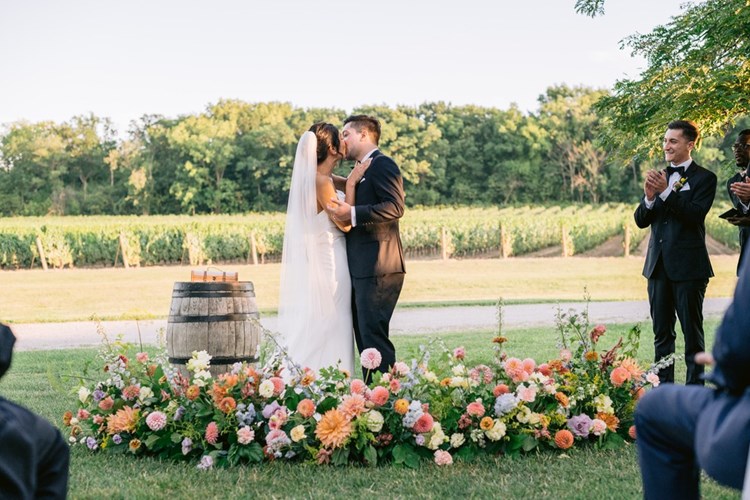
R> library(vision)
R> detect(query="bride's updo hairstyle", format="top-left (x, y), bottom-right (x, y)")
top-left (308, 122), bottom-right (341, 165)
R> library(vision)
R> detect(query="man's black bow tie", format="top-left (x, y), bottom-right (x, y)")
top-left (667, 166), bottom-right (686, 176)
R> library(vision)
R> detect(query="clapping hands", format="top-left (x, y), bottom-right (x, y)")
top-left (644, 170), bottom-right (668, 200)
top-left (729, 174), bottom-right (750, 204)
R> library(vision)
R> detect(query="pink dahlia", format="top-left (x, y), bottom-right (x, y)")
top-left (434, 450), bottom-right (453, 465)
top-left (145, 411), bottom-right (167, 431)
top-left (466, 401), bottom-right (485, 418)
top-left (205, 422), bottom-right (219, 445)
top-left (367, 386), bottom-right (390, 407)
top-left (350, 379), bottom-right (367, 395)
top-left (413, 413), bottom-right (434, 434)
top-left (361, 348), bottom-right (382, 371)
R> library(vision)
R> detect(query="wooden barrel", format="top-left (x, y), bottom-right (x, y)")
top-left (167, 281), bottom-right (261, 377)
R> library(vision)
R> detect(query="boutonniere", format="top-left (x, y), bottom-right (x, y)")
top-left (673, 176), bottom-right (688, 192)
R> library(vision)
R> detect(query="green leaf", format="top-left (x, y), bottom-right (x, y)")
top-left (317, 396), bottom-right (338, 414)
top-left (363, 444), bottom-right (377, 466)
top-left (602, 432), bottom-right (625, 450)
top-left (332, 447), bottom-right (350, 466)
top-left (245, 442), bottom-right (264, 463)
top-left (522, 436), bottom-right (538, 452)
top-left (144, 434), bottom-right (160, 450)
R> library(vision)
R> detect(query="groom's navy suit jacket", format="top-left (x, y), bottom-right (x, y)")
top-left (346, 150), bottom-right (405, 278)
top-left (634, 161), bottom-right (716, 281)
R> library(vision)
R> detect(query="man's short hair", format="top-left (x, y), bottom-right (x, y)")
top-left (344, 115), bottom-right (381, 145)
top-left (738, 129), bottom-right (750, 140)
top-left (667, 120), bottom-right (700, 143)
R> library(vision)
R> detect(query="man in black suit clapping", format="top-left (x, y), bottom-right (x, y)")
top-left (726, 129), bottom-right (750, 274)
top-left (634, 120), bottom-right (717, 385)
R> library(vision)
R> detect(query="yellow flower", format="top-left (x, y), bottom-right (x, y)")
top-left (315, 409), bottom-right (352, 449)
top-left (394, 399), bottom-right (409, 415)
top-left (290, 425), bottom-right (307, 443)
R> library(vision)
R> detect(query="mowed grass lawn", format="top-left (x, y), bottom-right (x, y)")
top-left (0, 255), bottom-right (741, 323)
top-left (0, 322), bottom-right (740, 499)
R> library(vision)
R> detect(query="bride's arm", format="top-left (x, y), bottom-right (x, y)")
top-left (317, 175), bottom-right (352, 233)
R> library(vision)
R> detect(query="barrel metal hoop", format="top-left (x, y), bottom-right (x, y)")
top-left (171, 291), bottom-right (254, 298)
top-left (168, 313), bottom-right (260, 323)
top-left (169, 356), bottom-right (259, 364)
top-left (172, 282), bottom-right (254, 292)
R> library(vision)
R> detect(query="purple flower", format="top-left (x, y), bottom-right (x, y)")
top-left (86, 437), bottom-right (98, 450)
top-left (197, 455), bottom-right (213, 470)
top-left (181, 437), bottom-right (193, 455)
top-left (262, 401), bottom-right (281, 419)
top-left (112, 434), bottom-right (122, 445)
top-left (567, 414), bottom-right (593, 438)
top-left (173, 406), bottom-right (185, 421)
top-left (92, 389), bottom-right (106, 402)
top-left (415, 434), bottom-right (425, 446)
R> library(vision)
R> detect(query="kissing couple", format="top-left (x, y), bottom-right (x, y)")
top-left (277, 115), bottom-right (406, 382)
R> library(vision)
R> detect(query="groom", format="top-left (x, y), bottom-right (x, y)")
top-left (327, 115), bottom-right (406, 379)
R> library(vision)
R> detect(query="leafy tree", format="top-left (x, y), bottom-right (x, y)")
top-left (576, 0), bottom-right (750, 159)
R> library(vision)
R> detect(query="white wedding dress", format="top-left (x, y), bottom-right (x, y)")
top-left (277, 132), bottom-right (355, 375)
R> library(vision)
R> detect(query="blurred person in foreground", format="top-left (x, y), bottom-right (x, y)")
top-left (635, 253), bottom-right (750, 498)
top-left (0, 323), bottom-right (69, 499)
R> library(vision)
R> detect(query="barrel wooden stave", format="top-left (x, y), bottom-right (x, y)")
top-left (166, 281), bottom-right (260, 377)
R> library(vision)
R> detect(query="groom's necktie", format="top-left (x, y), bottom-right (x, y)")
top-left (666, 165), bottom-right (685, 177)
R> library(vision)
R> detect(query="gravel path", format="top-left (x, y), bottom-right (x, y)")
top-left (9, 298), bottom-right (732, 351)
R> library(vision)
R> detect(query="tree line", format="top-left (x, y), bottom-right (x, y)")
top-left (1, 85), bottom-right (747, 216)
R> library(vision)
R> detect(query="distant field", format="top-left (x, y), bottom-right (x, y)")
top-left (0, 256), bottom-right (739, 324)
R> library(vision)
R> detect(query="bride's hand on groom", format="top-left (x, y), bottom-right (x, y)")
top-left (326, 198), bottom-right (352, 223)
top-left (347, 158), bottom-right (371, 187)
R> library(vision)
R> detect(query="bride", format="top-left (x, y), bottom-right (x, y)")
top-left (277, 123), bottom-right (368, 376)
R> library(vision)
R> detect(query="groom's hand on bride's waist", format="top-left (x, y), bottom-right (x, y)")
top-left (326, 198), bottom-right (352, 223)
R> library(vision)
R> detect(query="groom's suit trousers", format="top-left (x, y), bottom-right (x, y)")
top-left (351, 272), bottom-right (404, 379)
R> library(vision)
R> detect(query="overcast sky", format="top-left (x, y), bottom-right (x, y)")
top-left (0, 0), bottom-right (688, 134)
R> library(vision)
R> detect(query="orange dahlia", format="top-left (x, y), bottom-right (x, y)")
top-left (315, 409), bottom-right (352, 449)
top-left (394, 399), bottom-right (409, 415)
top-left (554, 429), bottom-right (574, 449)
top-left (596, 412), bottom-right (620, 432)
top-left (186, 385), bottom-right (200, 401)
top-left (107, 406), bottom-right (140, 434)
top-left (555, 392), bottom-right (570, 408)
top-left (619, 357), bottom-right (644, 379)
top-left (219, 396), bottom-right (237, 414)
top-left (584, 351), bottom-right (598, 362)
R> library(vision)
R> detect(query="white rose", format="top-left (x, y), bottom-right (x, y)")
top-left (78, 387), bottom-right (91, 404)
top-left (450, 433), bottom-right (465, 448)
top-left (452, 365), bottom-right (466, 376)
top-left (259, 380), bottom-right (274, 398)
top-left (139, 386), bottom-right (154, 402)
top-left (423, 371), bottom-right (438, 383)
top-left (486, 420), bottom-right (506, 441)
top-left (290, 425), bottom-right (306, 442)
top-left (366, 411), bottom-right (384, 433)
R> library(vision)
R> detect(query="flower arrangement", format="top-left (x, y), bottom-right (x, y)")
top-left (63, 308), bottom-right (662, 469)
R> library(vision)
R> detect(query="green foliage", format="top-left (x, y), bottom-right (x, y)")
top-left (585, 0), bottom-right (750, 160)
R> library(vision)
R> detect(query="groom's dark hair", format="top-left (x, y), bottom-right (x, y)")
top-left (344, 115), bottom-right (381, 145)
